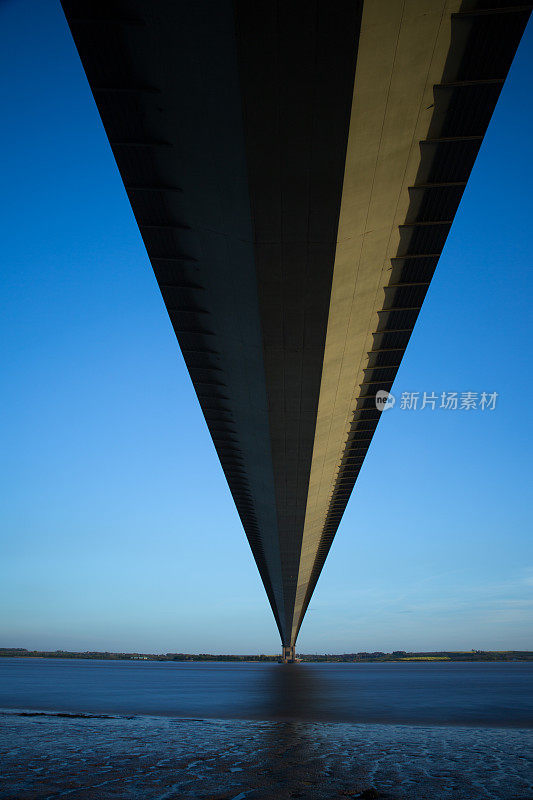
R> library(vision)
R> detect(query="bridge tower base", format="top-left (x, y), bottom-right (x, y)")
top-left (281, 645), bottom-right (295, 663)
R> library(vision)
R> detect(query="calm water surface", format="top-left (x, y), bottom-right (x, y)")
top-left (1, 658), bottom-right (531, 727)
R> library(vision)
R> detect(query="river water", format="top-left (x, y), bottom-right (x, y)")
top-left (0, 659), bottom-right (532, 799)
top-left (0, 658), bottom-right (532, 726)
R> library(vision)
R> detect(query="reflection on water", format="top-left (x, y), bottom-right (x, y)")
top-left (253, 668), bottom-right (333, 794)
top-left (260, 663), bottom-right (326, 720)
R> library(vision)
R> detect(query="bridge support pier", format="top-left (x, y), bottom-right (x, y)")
top-left (281, 645), bottom-right (295, 663)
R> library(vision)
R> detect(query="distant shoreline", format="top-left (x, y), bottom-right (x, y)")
top-left (1, 648), bottom-right (532, 663)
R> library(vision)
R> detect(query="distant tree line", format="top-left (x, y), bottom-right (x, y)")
top-left (1, 648), bottom-right (531, 662)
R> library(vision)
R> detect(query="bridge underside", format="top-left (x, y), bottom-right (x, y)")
top-left (62, 0), bottom-right (530, 647)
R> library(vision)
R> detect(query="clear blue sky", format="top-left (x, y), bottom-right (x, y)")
top-left (1, 2), bottom-right (531, 655)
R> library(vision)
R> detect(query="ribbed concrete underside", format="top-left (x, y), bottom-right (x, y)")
top-left (62, 0), bottom-right (530, 646)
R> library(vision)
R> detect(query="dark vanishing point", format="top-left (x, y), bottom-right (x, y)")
top-left (61, 0), bottom-right (530, 661)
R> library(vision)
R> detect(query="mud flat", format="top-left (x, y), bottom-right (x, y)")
top-left (1, 711), bottom-right (532, 800)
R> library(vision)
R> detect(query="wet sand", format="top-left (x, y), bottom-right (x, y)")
top-left (1, 711), bottom-right (532, 799)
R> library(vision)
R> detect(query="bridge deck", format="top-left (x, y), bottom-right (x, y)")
top-left (61, 0), bottom-right (530, 647)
